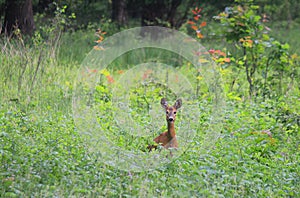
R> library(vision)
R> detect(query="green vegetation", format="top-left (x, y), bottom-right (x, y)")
top-left (1, 1), bottom-right (299, 197)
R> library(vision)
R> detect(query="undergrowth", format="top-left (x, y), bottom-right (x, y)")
top-left (0, 2), bottom-right (299, 197)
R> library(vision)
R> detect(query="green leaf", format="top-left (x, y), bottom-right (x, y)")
top-left (253, 15), bottom-right (261, 22)
top-left (262, 34), bottom-right (270, 41)
top-left (282, 43), bottom-right (290, 50)
top-left (238, 60), bottom-right (244, 65)
top-left (250, 5), bottom-right (259, 10)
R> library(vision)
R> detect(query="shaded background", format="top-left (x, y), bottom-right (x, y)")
top-left (1, 0), bottom-right (300, 35)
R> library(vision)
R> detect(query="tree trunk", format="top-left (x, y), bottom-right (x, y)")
top-left (3, 0), bottom-right (35, 36)
top-left (141, 0), bottom-right (188, 29)
top-left (112, 0), bottom-right (128, 26)
top-left (141, 0), bottom-right (166, 27)
top-left (167, 0), bottom-right (182, 28)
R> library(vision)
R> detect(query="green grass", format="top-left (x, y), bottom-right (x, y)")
top-left (1, 96), bottom-right (299, 197)
top-left (0, 23), bottom-right (299, 197)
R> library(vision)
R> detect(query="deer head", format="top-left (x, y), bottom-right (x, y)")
top-left (161, 98), bottom-right (182, 123)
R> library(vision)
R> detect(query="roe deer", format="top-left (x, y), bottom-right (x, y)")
top-left (148, 98), bottom-right (182, 151)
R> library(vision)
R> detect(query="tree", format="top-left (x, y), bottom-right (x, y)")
top-left (112, 0), bottom-right (128, 26)
top-left (141, 0), bottom-right (192, 28)
top-left (3, 0), bottom-right (35, 36)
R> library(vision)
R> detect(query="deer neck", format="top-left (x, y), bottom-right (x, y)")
top-left (167, 122), bottom-right (176, 138)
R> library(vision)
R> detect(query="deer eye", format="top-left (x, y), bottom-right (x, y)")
top-left (174, 112), bottom-right (176, 114)
top-left (166, 111), bottom-right (169, 114)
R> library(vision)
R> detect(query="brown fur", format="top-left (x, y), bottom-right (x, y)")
top-left (148, 98), bottom-right (182, 151)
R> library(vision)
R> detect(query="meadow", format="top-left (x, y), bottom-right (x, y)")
top-left (0, 7), bottom-right (300, 197)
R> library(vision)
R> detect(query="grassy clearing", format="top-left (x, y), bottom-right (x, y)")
top-left (0, 23), bottom-right (299, 197)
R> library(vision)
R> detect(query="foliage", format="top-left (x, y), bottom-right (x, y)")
top-left (1, 0), bottom-right (300, 32)
top-left (0, 81), bottom-right (299, 197)
top-left (258, 0), bottom-right (300, 23)
top-left (0, 1), bottom-right (299, 197)
top-left (214, 0), bottom-right (299, 99)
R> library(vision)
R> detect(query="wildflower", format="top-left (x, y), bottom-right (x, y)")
top-left (106, 75), bottom-right (114, 83)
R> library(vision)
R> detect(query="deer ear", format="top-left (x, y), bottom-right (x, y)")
top-left (174, 99), bottom-right (182, 109)
top-left (161, 98), bottom-right (168, 109)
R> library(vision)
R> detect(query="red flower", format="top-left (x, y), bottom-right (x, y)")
top-left (106, 75), bottom-right (114, 83)
top-left (224, 58), bottom-right (231, 63)
top-left (187, 20), bottom-right (195, 25)
top-left (208, 49), bottom-right (215, 54)
top-left (192, 7), bottom-right (202, 15)
top-left (200, 21), bottom-right (206, 27)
